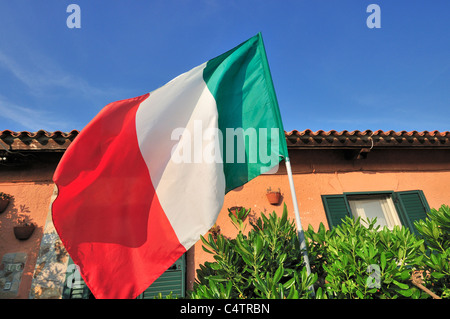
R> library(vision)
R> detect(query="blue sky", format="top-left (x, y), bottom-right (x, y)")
top-left (0, 0), bottom-right (449, 133)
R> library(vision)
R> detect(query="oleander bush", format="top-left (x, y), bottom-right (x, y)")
top-left (414, 204), bottom-right (450, 298)
top-left (306, 217), bottom-right (427, 298)
top-left (190, 205), bottom-right (316, 299)
top-left (190, 204), bottom-right (449, 299)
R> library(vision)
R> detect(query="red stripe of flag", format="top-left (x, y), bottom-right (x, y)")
top-left (52, 93), bottom-right (185, 299)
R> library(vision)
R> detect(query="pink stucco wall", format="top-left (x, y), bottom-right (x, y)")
top-left (0, 182), bottom-right (55, 298)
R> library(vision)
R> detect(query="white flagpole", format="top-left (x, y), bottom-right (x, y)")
top-left (285, 156), bottom-right (315, 296)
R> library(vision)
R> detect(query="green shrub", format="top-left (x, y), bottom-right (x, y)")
top-left (306, 217), bottom-right (428, 298)
top-left (191, 204), bottom-right (449, 299)
top-left (190, 205), bottom-right (316, 299)
top-left (414, 204), bottom-right (450, 298)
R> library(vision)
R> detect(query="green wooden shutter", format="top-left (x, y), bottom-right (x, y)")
top-left (137, 254), bottom-right (186, 299)
top-left (62, 257), bottom-right (91, 299)
top-left (62, 254), bottom-right (186, 299)
top-left (322, 194), bottom-right (352, 229)
top-left (393, 190), bottom-right (430, 235)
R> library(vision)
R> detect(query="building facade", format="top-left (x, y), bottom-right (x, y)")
top-left (1, 129), bottom-right (449, 298)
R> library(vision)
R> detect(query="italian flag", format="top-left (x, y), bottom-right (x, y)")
top-left (52, 33), bottom-right (288, 299)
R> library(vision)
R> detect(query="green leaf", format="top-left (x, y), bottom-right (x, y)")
top-left (254, 235), bottom-right (263, 256)
top-left (414, 255), bottom-right (424, 264)
top-left (208, 233), bottom-right (218, 250)
top-left (431, 272), bottom-right (446, 279)
top-left (399, 270), bottom-right (410, 281)
top-left (225, 281), bottom-right (232, 298)
top-left (367, 288), bottom-right (378, 294)
top-left (209, 276), bottom-right (229, 283)
top-left (201, 245), bottom-right (214, 255)
top-left (287, 285), bottom-right (298, 299)
top-left (432, 224), bottom-right (441, 240)
top-left (241, 254), bottom-right (253, 266)
top-left (283, 277), bottom-right (295, 290)
top-left (355, 290), bottom-right (364, 299)
top-left (398, 248), bottom-right (405, 259)
top-left (315, 287), bottom-right (325, 299)
top-left (341, 282), bottom-right (348, 294)
top-left (368, 244), bottom-right (376, 259)
top-left (209, 279), bottom-right (219, 296)
top-left (200, 235), bottom-right (214, 251)
top-left (430, 253), bottom-right (440, 266)
top-left (335, 228), bottom-right (344, 238)
top-left (235, 236), bottom-right (252, 257)
top-left (209, 263), bottom-right (221, 271)
top-left (273, 264), bottom-right (284, 284)
top-left (397, 288), bottom-right (414, 297)
top-left (281, 203), bottom-right (288, 225)
top-left (393, 280), bottom-right (409, 290)
top-left (380, 252), bottom-right (387, 271)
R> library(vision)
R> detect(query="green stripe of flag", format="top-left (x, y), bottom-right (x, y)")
top-left (203, 33), bottom-right (288, 193)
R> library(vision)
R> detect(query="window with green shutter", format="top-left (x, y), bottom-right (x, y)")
top-left (392, 191), bottom-right (430, 235)
top-left (62, 258), bottom-right (92, 299)
top-left (321, 194), bottom-right (352, 229)
top-left (136, 254), bottom-right (186, 299)
top-left (322, 190), bottom-right (430, 234)
top-left (62, 254), bottom-right (186, 299)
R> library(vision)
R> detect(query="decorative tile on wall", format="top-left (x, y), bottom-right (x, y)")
top-left (0, 252), bottom-right (27, 298)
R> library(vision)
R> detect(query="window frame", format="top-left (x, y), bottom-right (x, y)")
top-left (322, 190), bottom-right (430, 234)
top-left (347, 194), bottom-right (402, 230)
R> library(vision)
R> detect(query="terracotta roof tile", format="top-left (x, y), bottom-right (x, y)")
top-left (0, 130), bottom-right (79, 151)
top-left (1, 129), bottom-right (449, 151)
top-left (285, 129), bottom-right (450, 148)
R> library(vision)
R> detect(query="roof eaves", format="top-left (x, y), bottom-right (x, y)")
top-left (0, 130), bottom-right (79, 152)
